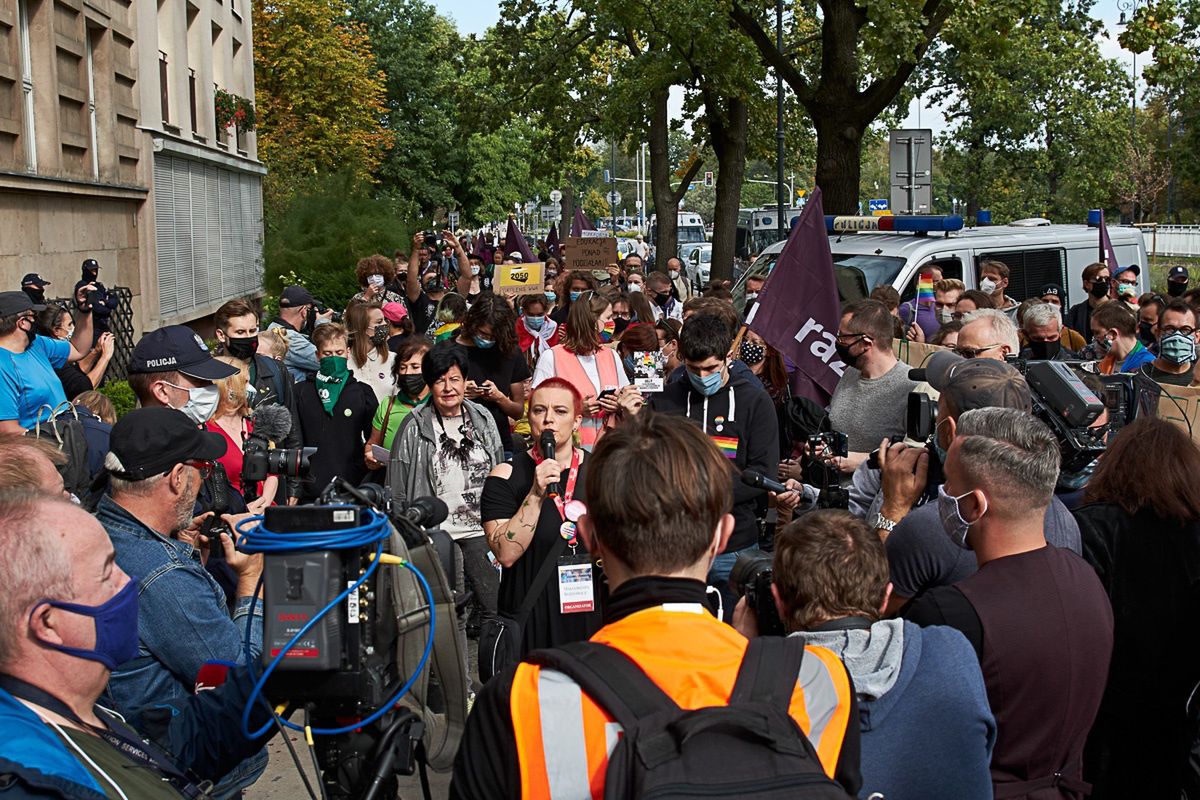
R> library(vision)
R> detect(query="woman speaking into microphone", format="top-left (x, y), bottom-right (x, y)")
top-left (480, 377), bottom-right (604, 676)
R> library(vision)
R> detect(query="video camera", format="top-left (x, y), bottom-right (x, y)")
top-left (235, 479), bottom-right (468, 800)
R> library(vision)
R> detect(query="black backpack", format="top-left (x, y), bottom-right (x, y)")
top-left (527, 637), bottom-right (855, 800)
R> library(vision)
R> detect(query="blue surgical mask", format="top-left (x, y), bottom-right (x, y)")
top-left (570, 290), bottom-right (582, 302)
top-left (933, 417), bottom-right (951, 464)
top-left (1160, 331), bottom-right (1197, 365)
top-left (937, 485), bottom-right (982, 550)
top-left (525, 315), bottom-right (545, 332)
top-left (1058, 458), bottom-right (1098, 491)
top-left (622, 354), bottom-right (636, 378)
top-left (545, 291), bottom-right (557, 303)
top-left (474, 335), bottom-right (496, 349)
top-left (35, 579), bottom-right (140, 670)
top-left (687, 368), bottom-right (724, 397)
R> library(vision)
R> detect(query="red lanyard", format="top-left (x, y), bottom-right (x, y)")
top-left (534, 446), bottom-right (581, 522)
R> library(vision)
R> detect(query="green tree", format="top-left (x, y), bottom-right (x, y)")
top-left (253, 0), bottom-right (393, 212)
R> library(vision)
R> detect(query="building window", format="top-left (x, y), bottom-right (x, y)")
top-left (85, 31), bottom-right (99, 178)
top-left (159, 51), bottom-right (170, 124)
top-left (188, 68), bottom-right (197, 135)
top-left (17, 0), bottom-right (36, 171)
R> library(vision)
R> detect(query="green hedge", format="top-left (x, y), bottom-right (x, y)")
top-left (98, 380), bottom-right (136, 419)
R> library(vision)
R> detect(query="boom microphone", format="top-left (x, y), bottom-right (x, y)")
top-left (250, 403), bottom-right (293, 445)
top-left (741, 469), bottom-right (789, 494)
top-left (540, 430), bottom-right (560, 498)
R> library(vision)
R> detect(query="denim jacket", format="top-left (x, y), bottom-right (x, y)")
top-left (96, 495), bottom-right (262, 715)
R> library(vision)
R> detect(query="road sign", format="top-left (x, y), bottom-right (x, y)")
top-left (448, 211), bottom-right (459, 229)
top-left (549, 189), bottom-right (562, 203)
top-left (868, 199), bottom-right (889, 217)
top-left (704, 171), bottom-right (714, 187)
top-left (606, 190), bottom-right (622, 206)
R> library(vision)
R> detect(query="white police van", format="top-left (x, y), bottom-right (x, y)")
top-left (732, 214), bottom-right (1150, 312)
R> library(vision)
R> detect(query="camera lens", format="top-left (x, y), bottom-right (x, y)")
top-left (728, 551), bottom-right (773, 596)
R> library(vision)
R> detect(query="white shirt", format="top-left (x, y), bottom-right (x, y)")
top-left (351, 348), bottom-right (397, 406)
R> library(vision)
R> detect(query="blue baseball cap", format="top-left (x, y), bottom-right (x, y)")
top-left (129, 325), bottom-right (238, 379)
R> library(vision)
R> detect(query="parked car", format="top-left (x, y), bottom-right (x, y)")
top-left (687, 243), bottom-right (713, 290)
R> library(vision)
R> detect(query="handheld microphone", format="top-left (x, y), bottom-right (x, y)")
top-left (540, 430), bottom-right (560, 498)
top-left (741, 469), bottom-right (789, 494)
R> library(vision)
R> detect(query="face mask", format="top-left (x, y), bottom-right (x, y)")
top-left (1092, 334), bottom-right (1112, 355)
top-left (35, 579), bottom-right (139, 670)
top-left (525, 315), bottom-right (545, 331)
top-left (1169, 281), bottom-right (1188, 298)
top-left (424, 279), bottom-right (441, 293)
top-left (687, 368), bottom-right (724, 397)
top-left (225, 335), bottom-right (259, 361)
top-left (937, 485), bottom-right (980, 550)
top-left (24, 287), bottom-right (45, 305)
top-left (628, 283), bottom-right (643, 293)
top-left (1137, 321), bottom-right (1156, 347)
top-left (546, 270), bottom-right (558, 279)
top-left (21, 318), bottom-right (36, 346)
top-left (979, 277), bottom-right (997, 294)
top-left (669, 270), bottom-right (680, 280)
top-left (63, 326), bottom-right (75, 341)
top-left (835, 341), bottom-right (862, 367)
top-left (1090, 279), bottom-right (1110, 299)
top-left (654, 291), bottom-right (671, 307)
top-left (474, 335), bottom-right (495, 349)
top-left (168, 383), bottom-right (220, 425)
top-left (570, 290), bottom-right (583, 302)
top-left (1028, 339), bottom-right (1061, 360)
top-left (739, 341), bottom-right (765, 365)
top-left (367, 274), bottom-right (385, 288)
top-left (613, 317), bottom-right (630, 336)
top-left (622, 353), bottom-right (637, 379)
top-left (471, 265), bottom-right (481, 276)
top-left (371, 324), bottom-right (389, 345)
top-left (545, 291), bottom-right (557, 303)
top-left (1160, 331), bottom-right (1197, 365)
top-left (397, 373), bottom-right (426, 398)
top-left (316, 356), bottom-right (350, 414)
top-left (745, 292), bottom-right (759, 302)
top-left (932, 417), bottom-right (951, 464)
top-left (599, 320), bottom-right (616, 343)
top-left (939, 308), bottom-right (954, 324)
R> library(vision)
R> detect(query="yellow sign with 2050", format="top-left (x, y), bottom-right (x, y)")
top-left (494, 261), bottom-right (546, 298)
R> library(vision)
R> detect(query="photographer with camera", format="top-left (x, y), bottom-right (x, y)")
top-left (828, 300), bottom-right (917, 475)
top-left (877, 352), bottom-right (1082, 613)
top-left (732, 509), bottom-right (995, 800)
top-left (267, 285), bottom-right (334, 382)
top-left (97, 407), bottom-right (268, 797)
top-left (453, 413), bottom-right (861, 799)
top-left (902, 407), bottom-right (1113, 800)
top-left (0, 491), bottom-right (277, 799)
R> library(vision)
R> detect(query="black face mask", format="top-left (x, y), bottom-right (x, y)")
top-left (1090, 279), bottom-right (1110, 299)
top-left (397, 373), bottom-right (425, 398)
top-left (1028, 339), bottom-right (1061, 360)
top-left (21, 318), bottom-right (35, 345)
top-left (613, 317), bottom-right (630, 336)
top-left (835, 342), bottom-right (860, 366)
top-left (1137, 321), bottom-right (1156, 347)
top-left (371, 324), bottom-right (389, 345)
top-left (22, 286), bottom-right (45, 305)
top-left (654, 291), bottom-right (671, 307)
top-left (1169, 281), bottom-right (1188, 298)
top-left (225, 335), bottom-right (259, 361)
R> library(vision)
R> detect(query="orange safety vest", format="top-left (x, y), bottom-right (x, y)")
top-left (509, 605), bottom-right (855, 800)
top-left (549, 344), bottom-right (620, 449)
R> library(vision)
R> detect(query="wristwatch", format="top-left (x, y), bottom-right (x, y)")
top-left (873, 512), bottom-right (899, 533)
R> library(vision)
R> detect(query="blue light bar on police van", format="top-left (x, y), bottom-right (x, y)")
top-left (825, 215), bottom-right (964, 233)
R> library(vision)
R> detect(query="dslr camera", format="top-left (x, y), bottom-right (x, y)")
top-left (730, 550), bottom-right (784, 636)
top-left (803, 431), bottom-right (850, 510)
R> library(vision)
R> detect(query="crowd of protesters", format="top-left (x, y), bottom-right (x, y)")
top-left (2, 237), bottom-right (1200, 800)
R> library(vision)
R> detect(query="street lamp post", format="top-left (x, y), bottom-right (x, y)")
top-left (774, 0), bottom-right (786, 237)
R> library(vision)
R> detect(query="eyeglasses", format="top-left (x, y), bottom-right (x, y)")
top-left (951, 311), bottom-right (967, 321)
top-left (1117, 279), bottom-right (1138, 288)
top-left (184, 460), bottom-right (215, 479)
top-left (954, 343), bottom-right (1003, 359)
top-left (612, 311), bottom-right (631, 320)
top-left (1162, 326), bottom-right (1197, 337)
top-left (834, 331), bottom-right (867, 344)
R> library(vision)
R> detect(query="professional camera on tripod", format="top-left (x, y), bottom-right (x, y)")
top-left (230, 469), bottom-right (468, 799)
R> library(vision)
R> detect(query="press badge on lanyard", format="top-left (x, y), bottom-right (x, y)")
top-left (545, 449), bottom-right (595, 614)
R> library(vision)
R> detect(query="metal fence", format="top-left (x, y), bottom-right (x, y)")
top-left (1137, 225), bottom-right (1200, 259)
top-left (49, 285), bottom-right (135, 384)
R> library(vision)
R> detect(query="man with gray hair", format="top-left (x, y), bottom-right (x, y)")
top-left (903, 407), bottom-right (1113, 800)
top-left (1019, 302), bottom-right (1079, 361)
top-left (954, 308), bottom-right (1020, 360)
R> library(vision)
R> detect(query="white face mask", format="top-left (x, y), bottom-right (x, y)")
top-left (628, 283), bottom-right (642, 293)
top-left (979, 277), bottom-right (998, 295)
top-left (471, 265), bottom-right (481, 276)
top-left (165, 382), bottom-right (220, 425)
top-left (939, 308), bottom-right (954, 324)
top-left (669, 270), bottom-right (680, 280)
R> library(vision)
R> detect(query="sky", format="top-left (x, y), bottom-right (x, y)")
top-left (430, 0), bottom-right (1145, 136)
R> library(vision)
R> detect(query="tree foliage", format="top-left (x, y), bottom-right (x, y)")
top-left (253, 0), bottom-right (393, 213)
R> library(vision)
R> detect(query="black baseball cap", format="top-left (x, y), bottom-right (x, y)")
top-left (108, 407), bottom-right (227, 480)
top-left (21, 273), bottom-right (50, 287)
top-left (1040, 283), bottom-right (1062, 298)
top-left (0, 291), bottom-right (44, 316)
top-left (279, 285), bottom-right (316, 308)
top-left (1169, 266), bottom-right (1190, 282)
top-left (129, 325), bottom-right (239, 379)
top-left (923, 350), bottom-right (1032, 414)
top-left (82, 258), bottom-right (99, 270)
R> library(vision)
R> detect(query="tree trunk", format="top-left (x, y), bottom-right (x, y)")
top-left (708, 97), bottom-right (749, 284)
top-left (560, 176), bottom-right (576, 241)
top-left (813, 115), bottom-right (864, 215)
top-left (649, 87), bottom-right (702, 269)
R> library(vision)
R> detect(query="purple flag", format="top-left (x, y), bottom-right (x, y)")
top-left (546, 222), bottom-right (560, 260)
top-left (570, 206), bottom-right (594, 237)
top-left (1099, 210), bottom-right (1120, 270)
top-left (748, 187), bottom-right (843, 404)
top-left (504, 216), bottom-right (536, 263)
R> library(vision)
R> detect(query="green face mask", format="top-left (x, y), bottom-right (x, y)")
top-left (316, 356), bottom-right (350, 414)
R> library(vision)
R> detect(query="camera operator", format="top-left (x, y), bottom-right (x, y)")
top-left (829, 299), bottom-right (917, 475)
top-left (452, 413), bottom-right (861, 799)
top-left (267, 285), bottom-right (334, 382)
top-left (733, 509), bottom-right (995, 800)
top-left (876, 353), bottom-right (1082, 613)
top-left (0, 491), bottom-right (276, 799)
top-left (479, 378), bottom-right (602, 674)
top-left (902, 407), bottom-right (1113, 800)
top-left (1019, 301), bottom-right (1080, 361)
top-left (1091, 300), bottom-right (1156, 374)
top-left (1139, 298), bottom-right (1199, 386)
top-left (213, 299), bottom-right (302, 503)
top-left (97, 408), bottom-right (268, 797)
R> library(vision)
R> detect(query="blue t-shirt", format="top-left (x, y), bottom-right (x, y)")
top-left (0, 336), bottom-right (70, 428)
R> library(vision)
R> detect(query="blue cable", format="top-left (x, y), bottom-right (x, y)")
top-left (234, 508), bottom-right (436, 739)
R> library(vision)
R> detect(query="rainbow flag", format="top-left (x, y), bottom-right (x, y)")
top-left (711, 435), bottom-right (739, 459)
top-left (917, 272), bottom-right (935, 307)
top-left (434, 322), bottom-right (461, 342)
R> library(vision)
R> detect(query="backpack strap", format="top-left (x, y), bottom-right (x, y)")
top-left (527, 641), bottom-right (679, 729)
top-left (729, 636), bottom-right (807, 706)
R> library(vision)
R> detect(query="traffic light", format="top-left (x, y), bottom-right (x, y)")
top-left (704, 171), bottom-right (714, 188)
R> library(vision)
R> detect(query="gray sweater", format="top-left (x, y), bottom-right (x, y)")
top-left (828, 360), bottom-right (917, 453)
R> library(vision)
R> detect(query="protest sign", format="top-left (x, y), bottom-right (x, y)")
top-left (494, 261), bottom-right (545, 297)
top-left (564, 236), bottom-right (618, 273)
